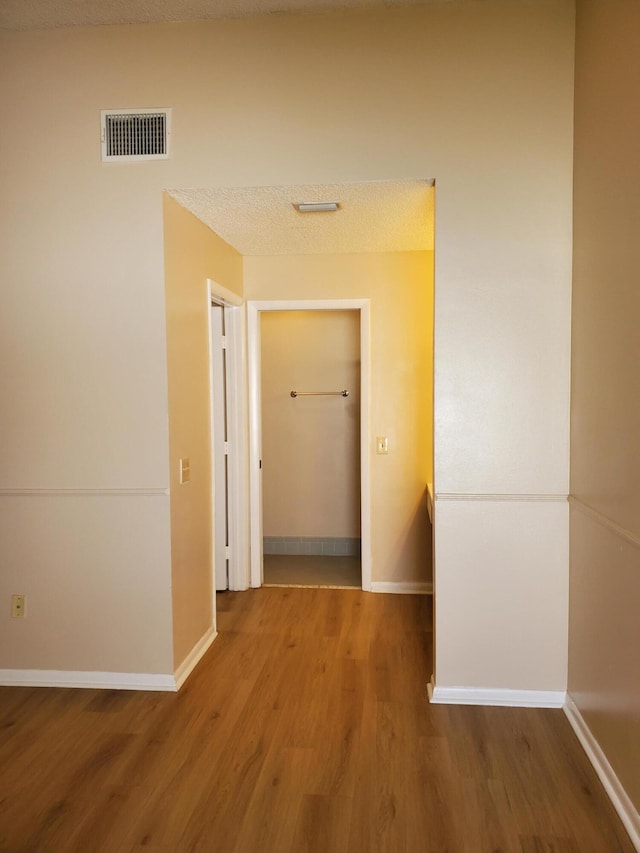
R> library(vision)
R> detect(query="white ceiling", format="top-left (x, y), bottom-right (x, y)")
top-left (168, 181), bottom-right (434, 255)
top-left (0, 0), bottom-right (444, 31)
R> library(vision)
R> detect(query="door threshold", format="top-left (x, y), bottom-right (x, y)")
top-left (262, 582), bottom-right (362, 591)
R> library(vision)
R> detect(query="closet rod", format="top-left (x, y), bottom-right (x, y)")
top-left (290, 390), bottom-right (349, 398)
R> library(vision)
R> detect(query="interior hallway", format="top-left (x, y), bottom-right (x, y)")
top-left (0, 588), bottom-right (632, 852)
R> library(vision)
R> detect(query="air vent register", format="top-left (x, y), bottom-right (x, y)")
top-left (101, 109), bottom-right (171, 162)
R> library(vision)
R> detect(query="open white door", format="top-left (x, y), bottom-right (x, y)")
top-left (211, 305), bottom-right (229, 591)
top-left (208, 279), bottom-right (250, 593)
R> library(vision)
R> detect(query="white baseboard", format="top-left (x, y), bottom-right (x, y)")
top-left (427, 675), bottom-right (566, 708)
top-left (564, 696), bottom-right (640, 851)
top-left (174, 626), bottom-right (217, 690)
top-left (0, 669), bottom-right (177, 691)
top-left (370, 581), bottom-right (433, 595)
top-left (0, 626), bottom-right (218, 693)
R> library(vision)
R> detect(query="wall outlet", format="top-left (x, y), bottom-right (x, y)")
top-left (11, 594), bottom-right (25, 618)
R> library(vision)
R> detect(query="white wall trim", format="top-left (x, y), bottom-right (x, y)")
top-left (174, 626), bottom-right (217, 691)
top-left (0, 669), bottom-right (177, 691)
top-left (209, 280), bottom-right (251, 593)
top-left (225, 305), bottom-right (251, 590)
top-left (206, 277), bottom-right (243, 307)
top-left (0, 629), bottom-right (218, 693)
top-left (427, 676), bottom-right (566, 708)
top-left (0, 488), bottom-right (169, 497)
top-left (435, 492), bottom-right (568, 503)
top-left (564, 697), bottom-right (640, 851)
top-left (247, 301), bottom-right (263, 589)
top-left (359, 301), bottom-right (372, 593)
top-left (208, 284), bottom-right (221, 600)
top-left (371, 581), bottom-right (433, 595)
top-left (569, 496), bottom-right (640, 551)
top-left (247, 299), bottom-right (372, 592)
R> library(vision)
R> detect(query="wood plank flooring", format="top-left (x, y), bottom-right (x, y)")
top-left (0, 588), bottom-right (634, 852)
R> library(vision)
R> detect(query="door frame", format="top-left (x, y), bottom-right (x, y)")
top-left (207, 279), bottom-right (251, 593)
top-left (247, 298), bottom-right (372, 591)
top-left (210, 303), bottom-right (228, 591)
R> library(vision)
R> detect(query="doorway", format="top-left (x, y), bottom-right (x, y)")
top-left (260, 309), bottom-right (361, 588)
top-left (247, 299), bottom-right (372, 591)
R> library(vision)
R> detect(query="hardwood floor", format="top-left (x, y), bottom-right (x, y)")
top-left (0, 588), bottom-right (634, 852)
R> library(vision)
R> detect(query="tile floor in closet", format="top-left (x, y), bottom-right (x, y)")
top-left (263, 554), bottom-right (361, 588)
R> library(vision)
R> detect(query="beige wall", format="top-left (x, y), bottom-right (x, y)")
top-left (570, 0), bottom-right (640, 811)
top-left (163, 195), bottom-right (242, 668)
top-left (261, 310), bottom-right (361, 539)
top-left (0, 2), bottom-right (574, 690)
top-left (0, 496), bottom-right (173, 674)
top-left (246, 251), bottom-right (433, 585)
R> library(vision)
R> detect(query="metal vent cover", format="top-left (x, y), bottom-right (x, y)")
top-left (101, 109), bottom-right (171, 162)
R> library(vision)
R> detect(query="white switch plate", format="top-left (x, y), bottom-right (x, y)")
top-left (376, 436), bottom-right (389, 454)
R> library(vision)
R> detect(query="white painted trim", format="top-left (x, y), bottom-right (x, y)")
top-left (0, 488), bottom-right (169, 497)
top-left (209, 280), bottom-right (251, 593)
top-left (427, 677), bottom-right (566, 708)
top-left (0, 669), bottom-right (177, 691)
top-left (174, 626), bottom-right (218, 691)
top-left (250, 299), bottom-right (369, 312)
top-left (207, 283), bottom-right (220, 608)
top-left (359, 302), bottom-right (372, 592)
top-left (247, 299), bottom-right (372, 592)
top-left (210, 300), bottom-right (228, 593)
top-left (206, 277), bottom-right (243, 307)
top-left (226, 306), bottom-right (250, 591)
top-left (0, 630), bottom-right (218, 694)
top-left (569, 496), bottom-right (640, 551)
top-left (564, 696), bottom-right (640, 851)
top-left (371, 581), bottom-right (433, 595)
top-left (247, 302), bottom-right (263, 588)
top-left (435, 492), bottom-right (568, 503)
top-left (263, 582), bottom-right (362, 590)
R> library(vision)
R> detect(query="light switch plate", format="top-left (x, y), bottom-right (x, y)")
top-left (11, 594), bottom-right (25, 618)
top-left (376, 436), bottom-right (389, 454)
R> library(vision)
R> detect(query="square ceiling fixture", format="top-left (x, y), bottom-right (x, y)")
top-left (293, 202), bottom-right (340, 213)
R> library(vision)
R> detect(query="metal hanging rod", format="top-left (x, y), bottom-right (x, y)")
top-left (290, 390), bottom-right (349, 398)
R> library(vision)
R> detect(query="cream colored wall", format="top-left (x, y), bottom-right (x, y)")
top-left (261, 311), bottom-right (361, 539)
top-left (246, 251), bottom-right (433, 584)
top-left (570, 0), bottom-right (640, 811)
top-left (0, 496), bottom-right (173, 673)
top-left (429, 3), bottom-right (574, 692)
top-left (163, 195), bottom-right (242, 668)
top-left (0, 1), bottom-right (574, 689)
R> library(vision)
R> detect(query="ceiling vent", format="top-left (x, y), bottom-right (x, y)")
top-left (101, 109), bottom-right (171, 162)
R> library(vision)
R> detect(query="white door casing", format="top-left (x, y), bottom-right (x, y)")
top-left (247, 299), bottom-right (372, 591)
top-left (208, 279), bottom-right (250, 596)
top-left (210, 305), bottom-right (228, 591)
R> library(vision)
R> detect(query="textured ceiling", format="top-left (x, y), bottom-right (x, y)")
top-left (167, 181), bottom-right (434, 255)
top-left (0, 0), bottom-right (442, 31)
